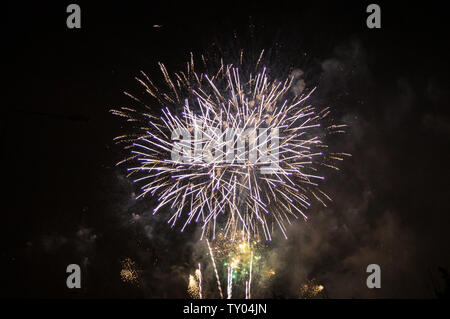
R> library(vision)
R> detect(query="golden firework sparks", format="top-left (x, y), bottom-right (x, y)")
top-left (120, 258), bottom-right (139, 284)
top-left (299, 279), bottom-right (325, 299)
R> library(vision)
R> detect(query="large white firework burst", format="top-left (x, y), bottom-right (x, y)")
top-left (111, 51), bottom-right (348, 241)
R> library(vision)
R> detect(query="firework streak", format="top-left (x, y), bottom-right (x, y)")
top-left (206, 239), bottom-right (224, 299)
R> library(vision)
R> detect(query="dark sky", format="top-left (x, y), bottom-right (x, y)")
top-left (3, 1), bottom-right (450, 298)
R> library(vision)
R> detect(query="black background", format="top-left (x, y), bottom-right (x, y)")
top-left (3, 0), bottom-right (450, 299)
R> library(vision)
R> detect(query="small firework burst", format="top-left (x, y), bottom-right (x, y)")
top-left (120, 258), bottom-right (140, 284)
top-left (299, 278), bottom-right (325, 299)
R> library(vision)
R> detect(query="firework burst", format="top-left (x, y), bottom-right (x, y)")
top-left (120, 258), bottom-right (140, 284)
top-left (111, 51), bottom-right (348, 241)
top-left (191, 232), bottom-right (272, 299)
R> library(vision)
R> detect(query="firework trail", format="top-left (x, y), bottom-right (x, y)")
top-left (206, 239), bottom-right (224, 298)
top-left (188, 274), bottom-right (200, 299)
top-left (197, 263), bottom-right (202, 299)
top-left (111, 51), bottom-right (348, 241)
top-left (188, 265), bottom-right (203, 299)
top-left (227, 266), bottom-right (233, 299)
top-left (248, 250), bottom-right (253, 299)
top-left (245, 281), bottom-right (249, 299)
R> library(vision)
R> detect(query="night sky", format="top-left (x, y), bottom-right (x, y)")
top-left (3, 1), bottom-right (450, 298)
